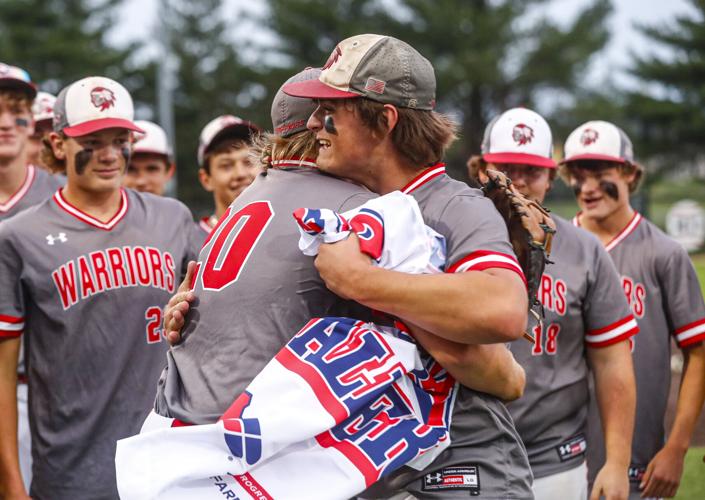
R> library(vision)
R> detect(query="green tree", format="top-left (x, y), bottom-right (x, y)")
top-left (254, 0), bottom-right (613, 179)
top-left (158, 0), bottom-right (270, 210)
top-left (0, 0), bottom-right (134, 93)
top-left (624, 0), bottom-right (705, 176)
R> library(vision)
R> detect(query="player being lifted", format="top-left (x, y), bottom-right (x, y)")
top-left (162, 43), bottom-right (532, 497)
top-left (0, 76), bottom-right (198, 499)
top-left (561, 121), bottom-right (705, 500)
top-left (124, 120), bottom-right (175, 196)
top-left (195, 115), bottom-right (260, 238)
top-left (468, 108), bottom-right (638, 500)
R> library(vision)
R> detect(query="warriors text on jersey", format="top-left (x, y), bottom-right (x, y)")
top-left (507, 216), bottom-right (637, 479)
top-left (0, 188), bottom-right (199, 500)
top-left (576, 212), bottom-right (705, 492)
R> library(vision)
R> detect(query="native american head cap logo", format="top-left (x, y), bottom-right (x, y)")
top-left (323, 46), bottom-right (342, 70)
top-left (90, 87), bottom-right (116, 111)
top-left (581, 128), bottom-right (599, 146)
top-left (512, 124), bottom-right (534, 145)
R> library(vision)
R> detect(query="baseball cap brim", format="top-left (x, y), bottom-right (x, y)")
top-left (63, 118), bottom-right (145, 137)
top-left (282, 79), bottom-right (361, 100)
top-left (483, 152), bottom-right (556, 169)
top-left (561, 153), bottom-right (625, 165)
top-left (0, 78), bottom-right (37, 99)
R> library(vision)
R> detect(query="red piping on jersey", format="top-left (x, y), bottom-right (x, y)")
top-left (270, 157), bottom-right (317, 169)
top-left (0, 313), bottom-right (24, 338)
top-left (573, 211), bottom-right (642, 252)
top-left (585, 315), bottom-right (639, 348)
top-left (401, 163), bottom-right (446, 194)
top-left (199, 216), bottom-right (215, 235)
top-left (674, 317), bottom-right (705, 347)
top-left (0, 164), bottom-right (35, 213)
top-left (53, 188), bottom-right (129, 231)
top-left (447, 250), bottom-right (527, 288)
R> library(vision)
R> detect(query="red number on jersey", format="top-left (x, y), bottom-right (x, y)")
top-left (531, 323), bottom-right (561, 355)
top-left (145, 306), bottom-right (163, 344)
top-left (198, 201), bottom-right (274, 291)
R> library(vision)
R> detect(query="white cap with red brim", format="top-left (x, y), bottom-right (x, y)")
top-left (53, 76), bottom-right (144, 137)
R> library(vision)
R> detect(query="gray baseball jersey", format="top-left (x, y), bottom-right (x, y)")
top-left (0, 165), bottom-right (63, 222)
top-left (0, 188), bottom-right (198, 500)
top-left (362, 165), bottom-right (534, 499)
top-left (155, 167), bottom-right (376, 424)
top-left (506, 216), bottom-right (637, 479)
top-left (578, 212), bottom-right (705, 492)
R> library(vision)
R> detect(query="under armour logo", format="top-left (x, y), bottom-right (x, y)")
top-left (46, 233), bottom-right (67, 245)
top-left (426, 472), bottom-right (443, 484)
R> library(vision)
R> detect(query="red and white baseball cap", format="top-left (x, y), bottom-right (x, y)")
top-left (563, 120), bottom-right (634, 164)
top-left (283, 34), bottom-right (436, 110)
top-left (197, 115), bottom-right (260, 167)
top-left (132, 120), bottom-right (172, 159)
top-left (32, 91), bottom-right (56, 126)
top-left (481, 108), bottom-right (556, 168)
top-left (53, 76), bottom-right (144, 137)
top-left (0, 62), bottom-right (37, 99)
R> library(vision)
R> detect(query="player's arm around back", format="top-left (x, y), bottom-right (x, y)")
top-left (0, 337), bottom-right (28, 499)
top-left (587, 341), bottom-right (636, 500)
top-left (315, 234), bottom-right (528, 344)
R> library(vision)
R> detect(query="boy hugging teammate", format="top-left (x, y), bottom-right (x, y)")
top-left (0, 76), bottom-right (198, 499)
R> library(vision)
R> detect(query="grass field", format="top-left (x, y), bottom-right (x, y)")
top-left (676, 447), bottom-right (705, 500)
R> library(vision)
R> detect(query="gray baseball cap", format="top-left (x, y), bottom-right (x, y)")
top-left (272, 67), bottom-right (321, 137)
top-left (283, 34), bottom-right (436, 110)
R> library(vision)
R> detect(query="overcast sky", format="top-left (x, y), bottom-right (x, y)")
top-left (113, 0), bottom-right (697, 90)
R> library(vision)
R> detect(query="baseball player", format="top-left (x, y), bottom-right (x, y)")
top-left (282, 34), bottom-right (534, 498)
top-left (124, 119), bottom-right (175, 196)
top-left (195, 115), bottom-right (261, 238)
top-left (0, 65), bottom-right (63, 494)
top-left (160, 60), bottom-right (530, 498)
top-left (0, 76), bottom-right (198, 499)
top-left (468, 108), bottom-right (638, 500)
top-left (561, 120), bottom-right (705, 499)
top-left (27, 91), bottom-right (56, 169)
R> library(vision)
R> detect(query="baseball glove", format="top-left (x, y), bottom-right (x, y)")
top-left (480, 169), bottom-right (556, 343)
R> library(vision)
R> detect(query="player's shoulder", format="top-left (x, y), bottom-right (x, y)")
top-left (33, 167), bottom-right (66, 190)
top-left (636, 215), bottom-right (689, 264)
top-left (126, 189), bottom-right (192, 218)
top-left (0, 196), bottom-right (55, 239)
top-left (555, 214), bottom-right (603, 248)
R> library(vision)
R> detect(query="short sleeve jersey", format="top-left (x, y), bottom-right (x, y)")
top-left (0, 165), bottom-right (63, 222)
top-left (0, 188), bottom-right (198, 500)
top-left (155, 168), bottom-right (376, 424)
top-left (579, 212), bottom-right (705, 490)
top-left (362, 165), bottom-right (534, 499)
top-left (506, 216), bottom-right (637, 479)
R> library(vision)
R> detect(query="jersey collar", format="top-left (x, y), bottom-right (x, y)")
top-left (270, 157), bottom-right (317, 170)
top-left (53, 188), bottom-right (129, 231)
top-left (401, 163), bottom-right (446, 194)
top-left (0, 164), bottom-right (36, 213)
top-left (574, 210), bottom-right (642, 252)
top-left (199, 215), bottom-right (218, 234)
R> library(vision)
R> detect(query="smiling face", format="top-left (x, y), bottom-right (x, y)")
top-left (51, 128), bottom-right (131, 194)
top-left (306, 99), bottom-right (380, 185)
top-left (199, 142), bottom-right (259, 211)
top-left (0, 91), bottom-right (33, 165)
top-left (564, 160), bottom-right (634, 222)
top-left (125, 153), bottom-right (173, 195)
